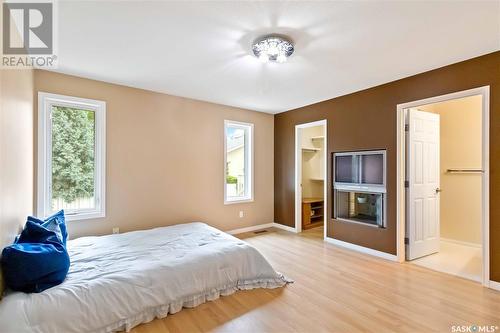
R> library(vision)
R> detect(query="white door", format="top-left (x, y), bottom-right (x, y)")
top-left (407, 109), bottom-right (440, 260)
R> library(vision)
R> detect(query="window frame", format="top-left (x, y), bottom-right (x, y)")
top-left (37, 92), bottom-right (106, 221)
top-left (223, 120), bottom-right (254, 204)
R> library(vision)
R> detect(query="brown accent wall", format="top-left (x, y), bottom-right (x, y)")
top-left (274, 51), bottom-right (500, 281)
top-left (34, 70), bottom-right (274, 239)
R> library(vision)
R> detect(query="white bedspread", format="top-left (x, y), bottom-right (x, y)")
top-left (0, 222), bottom-right (290, 333)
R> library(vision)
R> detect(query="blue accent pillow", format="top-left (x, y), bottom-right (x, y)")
top-left (27, 210), bottom-right (68, 246)
top-left (1, 216), bottom-right (70, 293)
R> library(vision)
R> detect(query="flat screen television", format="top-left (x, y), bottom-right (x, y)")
top-left (333, 150), bottom-right (386, 188)
top-left (333, 150), bottom-right (387, 228)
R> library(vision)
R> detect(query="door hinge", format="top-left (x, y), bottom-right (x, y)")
top-left (404, 180), bottom-right (409, 188)
top-left (404, 237), bottom-right (409, 245)
top-left (404, 124), bottom-right (409, 132)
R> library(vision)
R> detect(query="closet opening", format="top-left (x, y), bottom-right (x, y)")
top-left (295, 120), bottom-right (327, 237)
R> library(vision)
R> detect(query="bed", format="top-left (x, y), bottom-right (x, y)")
top-left (0, 222), bottom-right (290, 333)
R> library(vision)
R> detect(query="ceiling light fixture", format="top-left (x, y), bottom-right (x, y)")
top-left (252, 35), bottom-right (294, 63)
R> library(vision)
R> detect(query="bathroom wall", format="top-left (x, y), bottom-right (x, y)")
top-left (419, 95), bottom-right (482, 245)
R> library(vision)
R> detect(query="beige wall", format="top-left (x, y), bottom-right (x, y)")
top-left (34, 70), bottom-right (274, 239)
top-left (0, 68), bottom-right (35, 296)
top-left (419, 95), bottom-right (482, 245)
top-left (301, 125), bottom-right (324, 199)
top-left (0, 69), bottom-right (34, 249)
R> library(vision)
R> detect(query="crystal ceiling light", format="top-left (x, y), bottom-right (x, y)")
top-left (252, 35), bottom-right (294, 63)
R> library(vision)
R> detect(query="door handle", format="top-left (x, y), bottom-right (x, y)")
top-left (435, 188), bottom-right (442, 193)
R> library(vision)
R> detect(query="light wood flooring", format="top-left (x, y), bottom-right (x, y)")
top-left (132, 227), bottom-right (500, 333)
top-left (411, 239), bottom-right (482, 282)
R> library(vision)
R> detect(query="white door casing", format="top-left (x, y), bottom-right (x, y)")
top-left (407, 109), bottom-right (440, 260)
top-left (294, 120), bottom-right (327, 235)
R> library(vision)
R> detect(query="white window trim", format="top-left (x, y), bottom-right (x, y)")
top-left (224, 120), bottom-right (254, 204)
top-left (37, 92), bottom-right (106, 221)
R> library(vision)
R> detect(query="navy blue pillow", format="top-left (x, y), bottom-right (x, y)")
top-left (27, 210), bottom-right (68, 246)
top-left (16, 220), bottom-right (61, 245)
top-left (1, 219), bottom-right (70, 293)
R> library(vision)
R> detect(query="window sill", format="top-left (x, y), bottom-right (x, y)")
top-left (64, 211), bottom-right (105, 222)
top-left (224, 198), bottom-right (254, 205)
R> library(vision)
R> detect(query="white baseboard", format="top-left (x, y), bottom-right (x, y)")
top-left (226, 223), bottom-right (274, 235)
top-left (227, 222), bottom-right (299, 235)
top-left (489, 280), bottom-right (500, 291)
top-left (324, 237), bottom-right (398, 262)
top-left (441, 237), bottom-right (482, 248)
top-left (272, 223), bottom-right (298, 233)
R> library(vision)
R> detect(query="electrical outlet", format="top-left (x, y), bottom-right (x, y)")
top-left (239, 211), bottom-right (244, 218)
top-left (112, 227), bottom-right (120, 234)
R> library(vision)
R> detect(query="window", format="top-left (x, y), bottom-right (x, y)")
top-left (38, 92), bottom-right (106, 221)
top-left (224, 120), bottom-right (253, 204)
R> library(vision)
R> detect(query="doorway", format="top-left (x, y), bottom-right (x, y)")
top-left (295, 120), bottom-right (327, 237)
top-left (397, 87), bottom-right (489, 285)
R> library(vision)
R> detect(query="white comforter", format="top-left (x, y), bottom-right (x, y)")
top-left (0, 222), bottom-right (289, 333)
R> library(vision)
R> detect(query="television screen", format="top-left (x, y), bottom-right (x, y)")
top-left (334, 151), bottom-right (385, 186)
top-left (335, 155), bottom-right (359, 183)
top-left (361, 154), bottom-right (384, 185)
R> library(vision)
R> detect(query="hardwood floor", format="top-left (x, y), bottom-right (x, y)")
top-left (132, 227), bottom-right (500, 333)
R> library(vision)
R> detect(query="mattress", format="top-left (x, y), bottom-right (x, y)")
top-left (0, 222), bottom-right (290, 333)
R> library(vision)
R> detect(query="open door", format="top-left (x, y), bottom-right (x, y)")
top-left (406, 109), bottom-right (440, 260)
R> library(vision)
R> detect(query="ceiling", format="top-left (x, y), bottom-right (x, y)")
top-left (53, 1), bottom-right (499, 114)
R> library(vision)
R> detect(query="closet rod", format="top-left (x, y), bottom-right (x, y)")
top-left (446, 169), bottom-right (484, 174)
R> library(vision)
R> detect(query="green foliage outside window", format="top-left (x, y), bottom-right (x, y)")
top-left (226, 175), bottom-right (238, 184)
top-left (225, 161), bottom-right (237, 184)
top-left (51, 106), bottom-right (95, 202)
